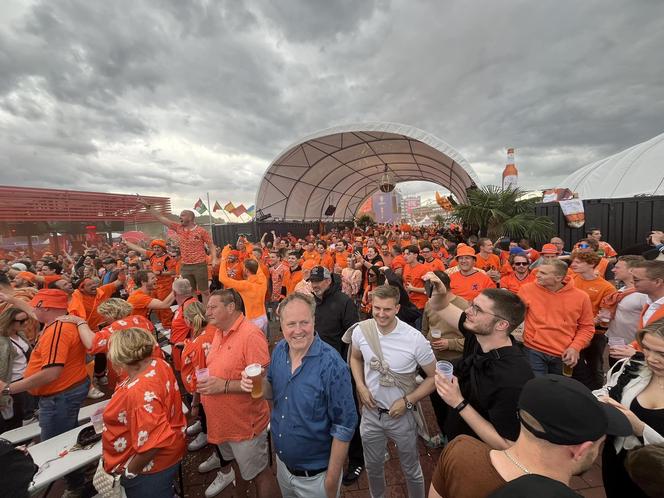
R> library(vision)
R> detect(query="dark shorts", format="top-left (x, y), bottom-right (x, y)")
top-left (181, 263), bottom-right (209, 292)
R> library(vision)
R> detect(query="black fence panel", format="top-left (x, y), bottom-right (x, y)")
top-left (534, 196), bottom-right (664, 252)
top-left (212, 221), bottom-right (354, 247)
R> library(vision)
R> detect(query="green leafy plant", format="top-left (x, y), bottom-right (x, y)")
top-left (356, 214), bottom-right (375, 228)
top-left (453, 186), bottom-right (553, 242)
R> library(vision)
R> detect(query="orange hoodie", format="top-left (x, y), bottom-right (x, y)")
top-left (518, 277), bottom-right (595, 357)
top-left (218, 247), bottom-right (268, 320)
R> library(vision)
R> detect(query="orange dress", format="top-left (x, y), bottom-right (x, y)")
top-left (180, 324), bottom-right (218, 394)
top-left (102, 358), bottom-right (186, 474)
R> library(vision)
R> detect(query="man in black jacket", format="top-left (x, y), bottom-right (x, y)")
top-left (308, 266), bottom-right (365, 485)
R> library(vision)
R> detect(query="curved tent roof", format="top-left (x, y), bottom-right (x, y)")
top-left (562, 131), bottom-right (664, 199)
top-left (255, 122), bottom-right (480, 221)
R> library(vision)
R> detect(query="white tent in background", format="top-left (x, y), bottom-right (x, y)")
top-left (414, 215), bottom-right (433, 226)
top-left (254, 122), bottom-right (481, 221)
top-left (561, 131), bottom-right (664, 199)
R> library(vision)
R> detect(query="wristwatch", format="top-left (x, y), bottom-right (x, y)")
top-left (403, 396), bottom-right (414, 411)
top-left (454, 399), bottom-right (469, 413)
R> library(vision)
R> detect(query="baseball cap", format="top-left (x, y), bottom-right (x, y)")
top-left (11, 263), bottom-right (27, 271)
top-left (30, 289), bottom-right (69, 309)
top-left (541, 243), bottom-right (559, 255)
top-left (307, 266), bottom-right (331, 282)
top-left (487, 475), bottom-right (582, 498)
top-left (509, 247), bottom-right (527, 256)
top-left (518, 375), bottom-right (631, 445)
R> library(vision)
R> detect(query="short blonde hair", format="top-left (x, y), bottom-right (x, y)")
top-left (184, 301), bottom-right (207, 337)
top-left (97, 298), bottom-right (133, 321)
top-left (108, 327), bottom-right (155, 366)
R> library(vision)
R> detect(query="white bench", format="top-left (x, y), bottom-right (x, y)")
top-left (2, 399), bottom-right (109, 445)
top-left (28, 422), bottom-right (102, 494)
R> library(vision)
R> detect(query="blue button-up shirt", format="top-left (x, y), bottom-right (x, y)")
top-left (268, 334), bottom-right (358, 470)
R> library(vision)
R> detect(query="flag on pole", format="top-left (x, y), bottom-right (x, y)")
top-left (213, 201), bottom-right (223, 212)
top-left (233, 204), bottom-right (247, 217)
top-left (246, 205), bottom-right (255, 217)
top-left (224, 202), bottom-right (236, 212)
top-left (194, 198), bottom-right (207, 214)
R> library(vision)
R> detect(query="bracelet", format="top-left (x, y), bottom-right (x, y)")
top-left (453, 399), bottom-right (469, 413)
top-left (224, 379), bottom-right (230, 394)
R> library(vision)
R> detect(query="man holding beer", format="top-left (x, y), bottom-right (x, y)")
top-left (241, 293), bottom-right (358, 498)
top-left (197, 289), bottom-right (279, 498)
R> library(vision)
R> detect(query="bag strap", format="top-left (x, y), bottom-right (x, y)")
top-left (358, 319), bottom-right (384, 362)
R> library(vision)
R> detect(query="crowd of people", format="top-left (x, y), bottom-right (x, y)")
top-left (1, 205), bottom-right (664, 498)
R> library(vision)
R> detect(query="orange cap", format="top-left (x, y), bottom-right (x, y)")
top-left (541, 243), bottom-right (559, 255)
top-left (455, 245), bottom-right (477, 259)
top-left (17, 271), bottom-right (36, 282)
top-left (150, 239), bottom-right (167, 250)
top-left (30, 289), bottom-right (69, 309)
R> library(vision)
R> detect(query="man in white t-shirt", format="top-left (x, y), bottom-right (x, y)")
top-left (350, 284), bottom-right (436, 498)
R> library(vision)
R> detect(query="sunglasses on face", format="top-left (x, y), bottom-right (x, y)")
top-left (512, 262), bottom-right (529, 266)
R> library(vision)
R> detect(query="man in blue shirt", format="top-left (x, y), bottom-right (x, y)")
top-left (241, 292), bottom-right (358, 498)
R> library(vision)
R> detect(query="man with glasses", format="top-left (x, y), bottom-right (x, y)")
top-left (423, 273), bottom-right (534, 449)
top-left (420, 243), bottom-right (446, 272)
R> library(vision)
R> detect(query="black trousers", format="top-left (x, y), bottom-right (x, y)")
top-left (577, 334), bottom-right (607, 390)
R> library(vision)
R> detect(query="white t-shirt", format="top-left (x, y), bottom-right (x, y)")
top-left (607, 289), bottom-right (649, 343)
top-left (352, 318), bottom-right (435, 409)
top-left (10, 336), bottom-right (30, 382)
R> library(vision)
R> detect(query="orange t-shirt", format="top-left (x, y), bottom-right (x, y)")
top-left (474, 253), bottom-right (502, 272)
top-left (102, 358), bottom-right (186, 474)
top-left (319, 252), bottom-right (335, 272)
top-left (571, 274), bottom-right (617, 317)
top-left (284, 267), bottom-right (303, 296)
top-left (448, 270), bottom-right (497, 301)
top-left (334, 251), bottom-right (349, 269)
top-left (424, 258), bottom-right (446, 272)
top-left (24, 320), bottom-right (88, 396)
top-left (499, 271), bottom-right (536, 294)
top-left (202, 315), bottom-right (270, 444)
top-left (68, 283), bottom-right (118, 331)
top-left (128, 289), bottom-right (153, 318)
top-left (169, 223), bottom-right (212, 265)
top-left (402, 262), bottom-right (430, 310)
top-left (301, 250), bottom-right (321, 266)
top-left (180, 324), bottom-right (217, 394)
top-left (41, 274), bottom-right (63, 287)
top-left (390, 254), bottom-right (406, 273)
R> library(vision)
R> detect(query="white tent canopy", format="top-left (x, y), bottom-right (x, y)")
top-left (561, 131), bottom-right (664, 199)
top-left (255, 122), bottom-right (480, 221)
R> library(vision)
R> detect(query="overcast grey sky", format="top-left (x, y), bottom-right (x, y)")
top-left (1, 0), bottom-right (663, 213)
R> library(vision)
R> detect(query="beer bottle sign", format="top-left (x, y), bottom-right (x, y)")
top-left (502, 147), bottom-right (518, 190)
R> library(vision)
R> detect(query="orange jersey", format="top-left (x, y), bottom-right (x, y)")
top-left (68, 283), bottom-right (118, 331)
top-left (284, 267), bottom-right (303, 296)
top-left (424, 258), bottom-right (446, 272)
top-left (24, 320), bottom-right (88, 396)
top-left (474, 253), bottom-right (502, 272)
top-left (448, 270), bottom-right (496, 301)
top-left (127, 289), bottom-right (153, 318)
top-left (334, 251), bottom-right (349, 269)
top-left (102, 358), bottom-right (186, 474)
top-left (499, 271), bottom-right (536, 294)
top-left (571, 274), bottom-right (617, 317)
top-left (319, 252), bottom-right (335, 272)
top-left (301, 250), bottom-right (321, 266)
top-left (402, 262), bottom-right (430, 310)
top-left (390, 254), bottom-right (406, 273)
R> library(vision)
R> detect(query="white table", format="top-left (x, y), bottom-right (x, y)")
top-left (28, 422), bottom-right (102, 494)
top-left (2, 399), bottom-right (110, 445)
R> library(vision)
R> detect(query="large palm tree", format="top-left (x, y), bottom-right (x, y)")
top-left (453, 186), bottom-right (553, 242)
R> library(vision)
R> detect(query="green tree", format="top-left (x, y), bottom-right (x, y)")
top-left (452, 186), bottom-right (553, 242)
top-left (433, 214), bottom-right (447, 225)
top-left (356, 214), bottom-right (375, 228)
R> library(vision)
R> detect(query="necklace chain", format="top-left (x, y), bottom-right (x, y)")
top-left (503, 449), bottom-right (530, 475)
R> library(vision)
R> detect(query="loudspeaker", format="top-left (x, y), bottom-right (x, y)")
top-left (324, 205), bottom-right (336, 216)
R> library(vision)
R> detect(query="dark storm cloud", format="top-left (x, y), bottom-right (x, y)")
top-left (1, 0), bottom-right (663, 212)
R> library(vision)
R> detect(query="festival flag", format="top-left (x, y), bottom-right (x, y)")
top-left (193, 198), bottom-right (207, 214)
top-left (246, 205), bottom-right (255, 217)
top-left (233, 204), bottom-right (247, 217)
top-left (213, 200), bottom-right (223, 212)
top-left (223, 201), bottom-right (236, 212)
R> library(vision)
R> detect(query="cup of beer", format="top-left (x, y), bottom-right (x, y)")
top-left (608, 337), bottom-right (626, 347)
top-left (245, 363), bottom-right (263, 398)
top-left (436, 360), bottom-right (454, 380)
top-left (91, 411), bottom-right (104, 434)
top-left (195, 368), bottom-right (209, 381)
top-left (431, 329), bottom-right (442, 339)
top-left (562, 363), bottom-right (573, 377)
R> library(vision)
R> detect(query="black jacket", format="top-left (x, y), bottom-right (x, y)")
top-left (314, 273), bottom-right (359, 357)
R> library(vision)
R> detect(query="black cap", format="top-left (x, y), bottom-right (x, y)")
top-left (307, 266), bottom-right (331, 282)
top-left (487, 475), bottom-right (582, 498)
top-left (518, 375), bottom-right (632, 445)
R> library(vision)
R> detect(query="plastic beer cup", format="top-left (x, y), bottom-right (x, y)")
top-left (608, 337), bottom-right (626, 347)
top-left (436, 360), bottom-right (454, 380)
top-left (431, 329), bottom-right (442, 339)
top-left (245, 363), bottom-right (263, 398)
top-left (91, 412), bottom-right (104, 434)
top-left (195, 368), bottom-right (209, 381)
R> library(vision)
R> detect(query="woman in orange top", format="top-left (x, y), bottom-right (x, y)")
top-left (74, 298), bottom-right (162, 390)
top-left (360, 266), bottom-right (385, 317)
top-left (180, 301), bottom-right (217, 454)
top-left (99, 327), bottom-right (185, 497)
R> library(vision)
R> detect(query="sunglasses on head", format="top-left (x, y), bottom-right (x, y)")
top-left (578, 243), bottom-right (590, 249)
